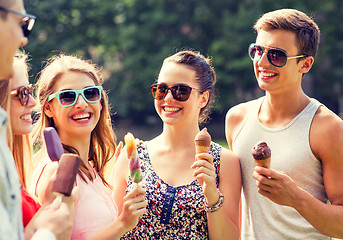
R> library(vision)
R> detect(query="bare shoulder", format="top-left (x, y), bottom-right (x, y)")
top-left (225, 101), bottom-right (255, 148)
top-left (219, 146), bottom-right (241, 178)
top-left (225, 102), bottom-right (251, 124)
top-left (40, 161), bottom-right (59, 179)
top-left (310, 105), bottom-right (343, 161)
top-left (35, 160), bottom-right (59, 203)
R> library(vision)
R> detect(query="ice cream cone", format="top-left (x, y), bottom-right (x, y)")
top-left (251, 141), bottom-right (271, 169)
top-left (195, 128), bottom-right (211, 154)
top-left (253, 157), bottom-right (271, 168)
top-left (195, 144), bottom-right (211, 154)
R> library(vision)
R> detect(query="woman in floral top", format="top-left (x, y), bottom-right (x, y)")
top-left (111, 50), bottom-right (241, 239)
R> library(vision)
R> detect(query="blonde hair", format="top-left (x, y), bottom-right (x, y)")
top-left (33, 54), bottom-right (116, 186)
top-left (11, 51), bottom-right (32, 189)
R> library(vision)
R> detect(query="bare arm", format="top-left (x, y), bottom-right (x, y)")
top-left (87, 187), bottom-right (146, 240)
top-left (192, 147), bottom-right (241, 240)
top-left (25, 188), bottom-right (77, 240)
top-left (109, 149), bottom-right (130, 212)
top-left (90, 149), bottom-right (146, 240)
top-left (34, 161), bottom-right (59, 205)
top-left (296, 106), bottom-right (343, 237)
top-left (253, 107), bottom-right (343, 238)
top-left (208, 148), bottom-right (241, 240)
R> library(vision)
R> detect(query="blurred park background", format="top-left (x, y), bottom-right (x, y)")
top-left (24, 0), bottom-right (343, 143)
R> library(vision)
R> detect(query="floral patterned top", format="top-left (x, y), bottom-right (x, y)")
top-left (121, 141), bottom-right (221, 240)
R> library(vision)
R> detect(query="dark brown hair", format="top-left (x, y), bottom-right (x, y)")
top-left (163, 50), bottom-right (216, 124)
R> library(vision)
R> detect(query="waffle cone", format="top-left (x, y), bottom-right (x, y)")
top-left (195, 144), bottom-right (210, 154)
top-left (254, 157), bottom-right (271, 168)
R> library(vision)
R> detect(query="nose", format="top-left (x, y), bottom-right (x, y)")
top-left (21, 36), bottom-right (28, 47)
top-left (27, 94), bottom-right (36, 108)
top-left (258, 51), bottom-right (270, 66)
top-left (74, 94), bottom-right (88, 108)
top-left (163, 89), bottom-right (174, 101)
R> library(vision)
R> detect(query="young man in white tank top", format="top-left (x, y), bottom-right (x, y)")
top-left (225, 9), bottom-right (343, 240)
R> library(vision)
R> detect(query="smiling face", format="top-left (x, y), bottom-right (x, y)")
top-left (44, 71), bottom-right (102, 140)
top-left (0, 0), bottom-right (28, 79)
top-left (10, 59), bottom-right (36, 135)
top-left (253, 29), bottom-right (312, 95)
top-left (155, 62), bottom-right (208, 127)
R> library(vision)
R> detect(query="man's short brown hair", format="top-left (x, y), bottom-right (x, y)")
top-left (254, 9), bottom-right (320, 58)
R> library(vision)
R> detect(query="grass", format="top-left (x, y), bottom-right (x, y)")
top-left (215, 139), bottom-right (229, 149)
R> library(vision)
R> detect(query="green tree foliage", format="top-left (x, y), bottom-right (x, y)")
top-left (24, 0), bottom-right (343, 125)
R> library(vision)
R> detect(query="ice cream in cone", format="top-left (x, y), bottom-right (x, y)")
top-left (195, 128), bottom-right (211, 154)
top-left (251, 141), bottom-right (271, 168)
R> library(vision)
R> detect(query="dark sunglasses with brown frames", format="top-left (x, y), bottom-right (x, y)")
top-left (11, 84), bottom-right (33, 106)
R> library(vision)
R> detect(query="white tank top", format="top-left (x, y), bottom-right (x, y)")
top-left (233, 97), bottom-right (330, 240)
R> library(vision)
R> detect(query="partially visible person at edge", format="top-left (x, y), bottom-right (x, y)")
top-left (10, 51), bottom-right (41, 229)
top-left (111, 50), bottom-right (241, 239)
top-left (225, 8), bottom-right (343, 239)
top-left (0, 0), bottom-right (75, 239)
top-left (30, 54), bottom-right (147, 240)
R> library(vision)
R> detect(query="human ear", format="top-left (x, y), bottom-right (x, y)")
top-left (199, 91), bottom-right (209, 109)
top-left (299, 56), bottom-right (314, 74)
top-left (44, 102), bottom-right (54, 118)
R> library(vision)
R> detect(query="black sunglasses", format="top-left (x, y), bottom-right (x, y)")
top-left (151, 83), bottom-right (200, 102)
top-left (0, 6), bottom-right (36, 38)
top-left (11, 84), bottom-right (33, 106)
top-left (248, 43), bottom-right (308, 67)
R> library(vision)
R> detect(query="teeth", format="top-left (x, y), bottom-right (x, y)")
top-left (164, 107), bottom-right (180, 112)
top-left (20, 114), bottom-right (31, 120)
top-left (261, 72), bottom-right (276, 77)
top-left (72, 113), bottom-right (90, 120)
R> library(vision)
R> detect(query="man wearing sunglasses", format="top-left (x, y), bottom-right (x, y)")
top-left (1, 1), bottom-right (75, 240)
top-left (225, 9), bottom-right (343, 239)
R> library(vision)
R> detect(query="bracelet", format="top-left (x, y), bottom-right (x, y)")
top-left (204, 190), bottom-right (224, 213)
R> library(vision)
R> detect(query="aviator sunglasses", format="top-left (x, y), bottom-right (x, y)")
top-left (47, 86), bottom-right (103, 107)
top-left (11, 84), bottom-right (33, 106)
top-left (0, 6), bottom-right (36, 38)
top-left (248, 43), bottom-right (308, 67)
top-left (151, 83), bottom-right (200, 102)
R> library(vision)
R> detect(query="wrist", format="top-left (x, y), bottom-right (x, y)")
top-left (204, 189), bottom-right (224, 213)
top-left (115, 216), bottom-right (129, 237)
top-left (205, 190), bottom-right (220, 206)
top-left (292, 186), bottom-right (311, 210)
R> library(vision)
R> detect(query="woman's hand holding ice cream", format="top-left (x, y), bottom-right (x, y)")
top-left (192, 128), bottom-right (220, 207)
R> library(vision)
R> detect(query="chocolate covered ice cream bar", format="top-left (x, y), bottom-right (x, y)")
top-left (44, 127), bottom-right (64, 161)
top-left (52, 153), bottom-right (81, 196)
